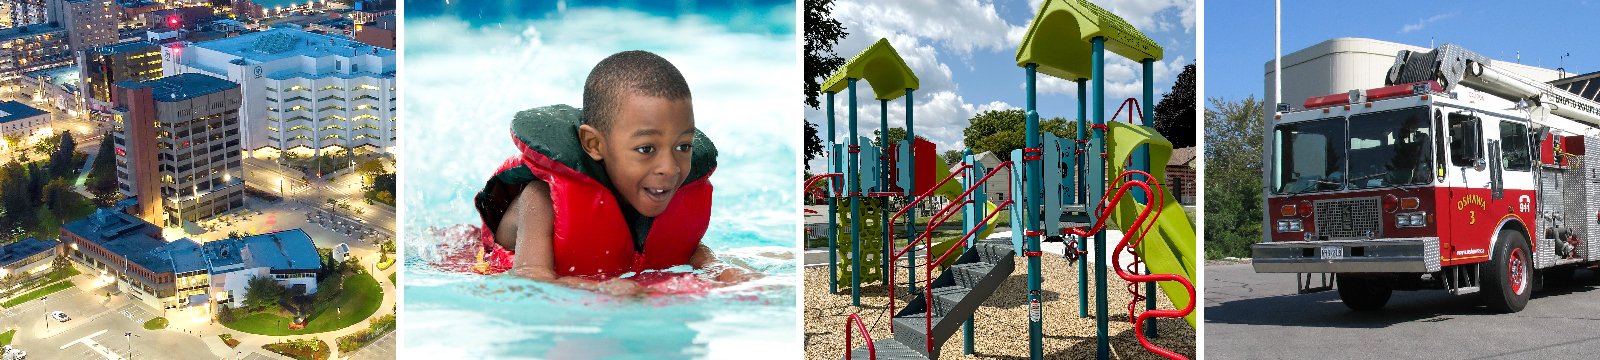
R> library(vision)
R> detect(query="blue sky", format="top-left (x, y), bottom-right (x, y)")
top-left (804, 0), bottom-right (1196, 169)
top-left (1206, 0), bottom-right (1600, 108)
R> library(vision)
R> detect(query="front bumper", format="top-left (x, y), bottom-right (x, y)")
top-left (1252, 237), bottom-right (1440, 273)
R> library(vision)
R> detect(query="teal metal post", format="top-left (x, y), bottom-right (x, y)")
top-left (880, 98), bottom-right (891, 288)
top-left (961, 148), bottom-right (975, 355)
top-left (1141, 58), bottom-right (1159, 338)
top-left (905, 89), bottom-right (917, 295)
top-left (848, 78), bottom-right (862, 306)
top-left (1090, 36), bottom-right (1110, 360)
top-left (827, 91), bottom-right (838, 294)
top-left (1024, 63), bottom-right (1044, 360)
top-left (1076, 78), bottom-right (1088, 319)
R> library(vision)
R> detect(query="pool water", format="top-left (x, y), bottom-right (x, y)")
top-left (401, 1), bottom-right (799, 358)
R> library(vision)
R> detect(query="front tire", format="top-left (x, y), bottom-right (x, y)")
top-left (1337, 274), bottom-right (1392, 311)
top-left (1482, 229), bottom-right (1532, 313)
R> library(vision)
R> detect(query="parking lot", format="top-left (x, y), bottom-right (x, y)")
top-left (348, 331), bottom-right (396, 360)
top-left (0, 276), bottom-right (215, 360)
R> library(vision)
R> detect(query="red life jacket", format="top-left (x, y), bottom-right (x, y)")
top-left (471, 104), bottom-right (716, 279)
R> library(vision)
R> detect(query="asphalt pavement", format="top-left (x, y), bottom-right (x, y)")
top-left (1206, 262), bottom-right (1600, 359)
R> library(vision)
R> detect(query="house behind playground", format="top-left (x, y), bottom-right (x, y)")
top-left (59, 205), bottom-right (321, 315)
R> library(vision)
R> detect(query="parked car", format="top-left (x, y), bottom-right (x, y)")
top-left (48, 311), bottom-right (68, 322)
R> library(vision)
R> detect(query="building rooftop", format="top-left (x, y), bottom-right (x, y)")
top-left (0, 101), bottom-right (50, 124)
top-left (61, 208), bottom-right (167, 265)
top-left (202, 229), bottom-right (321, 273)
top-left (117, 73), bottom-right (237, 102)
top-left (132, 237), bottom-right (204, 274)
top-left (94, 40), bottom-right (159, 56)
top-left (0, 24), bottom-right (65, 41)
top-left (191, 27), bottom-right (394, 64)
top-left (24, 65), bottom-right (80, 88)
top-left (0, 238), bottom-right (58, 267)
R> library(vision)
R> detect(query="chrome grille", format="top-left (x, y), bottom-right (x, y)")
top-left (1314, 197), bottom-right (1382, 240)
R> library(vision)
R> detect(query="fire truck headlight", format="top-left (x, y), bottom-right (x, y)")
top-left (1396, 212), bottom-right (1427, 227)
top-left (1277, 219), bottom-right (1303, 232)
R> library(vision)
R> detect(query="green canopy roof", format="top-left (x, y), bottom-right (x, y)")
top-left (820, 38), bottom-right (920, 100)
top-left (1015, 0), bottom-right (1163, 81)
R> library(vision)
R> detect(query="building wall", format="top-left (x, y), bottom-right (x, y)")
top-left (1263, 38), bottom-right (1562, 110)
top-left (1166, 164), bottom-right (1195, 205)
top-left (162, 30), bottom-right (397, 157)
top-left (112, 85), bottom-right (161, 221)
top-left (0, 27), bottom-right (71, 84)
top-left (58, 231), bottom-right (175, 308)
top-left (19, 69), bottom-right (79, 111)
top-left (153, 84), bottom-right (244, 223)
top-left (209, 267), bottom-right (317, 308)
top-left (0, 247), bottom-right (56, 275)
top-left (0, 111), bottom-right (47, 139)
top-left (82, 42), bottom-right (162, 110)
top-left (60, 0), bottom-right (116, 54)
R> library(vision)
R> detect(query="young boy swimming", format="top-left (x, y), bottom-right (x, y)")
top-left (470, 50), bottom-right (751, 296)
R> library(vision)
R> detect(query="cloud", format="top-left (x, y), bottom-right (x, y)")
top-left (834, 0), bottom-right (1027, 56)
top-left (1399, 12), bottom-right (1458, 34)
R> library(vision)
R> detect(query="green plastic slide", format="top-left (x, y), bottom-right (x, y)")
top-left (1105, 121), bottom-right (1197, 326)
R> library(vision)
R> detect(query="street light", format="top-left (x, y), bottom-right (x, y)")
top-left (124, 332), bottom-right (139, 359)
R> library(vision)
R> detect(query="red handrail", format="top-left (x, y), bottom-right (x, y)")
top-left (886, 163), bottom-right (972, 261)
top-left (888, 162), bottom-right (1012, 322)
top-left (844, 313), bottom-right (875, 360)
top-left (805, 173), bottom-right (843, 197)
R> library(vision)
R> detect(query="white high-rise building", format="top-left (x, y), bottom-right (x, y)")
top-left (161, 27), bottom-right (397, 157)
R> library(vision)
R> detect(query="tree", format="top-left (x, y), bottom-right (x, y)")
top-left (803, 121), bottom-right (823, 171)
top-left (942, 150), bottom-right (963, 165)
top-left (803, 0), bottom-right (848, 109)
top-left (243, 275), bottom-right (287, 312)
top-left (357, 159), bottom-right (386, 183)
top-left (42, 178), bottom-right (72, 219)
top-left (1154, 63), bottom-right (1197, 148)
top-left (961, 109), bottom-right (1075, 161)
top-left (86, 133), bottom-right (120, 206)
top-left (1203, 96), bottom-right (1267, 259)
top-left (0, 162), bottom-right (32, 232)
top-left (870, 127), bottom-right (914, 148)
top-left (49, 131), bottom-right (75, 177)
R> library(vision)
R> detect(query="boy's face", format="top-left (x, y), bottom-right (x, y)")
top-left (579, 93), bottom-right (695, 217)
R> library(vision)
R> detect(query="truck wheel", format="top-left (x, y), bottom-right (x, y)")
top-left (1337, 274), bottom-right (1392, 311)
top-left (1482, 229), bottom-right (1532, 313)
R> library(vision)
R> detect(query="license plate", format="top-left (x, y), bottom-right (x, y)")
top-left (1321, 245), bottom-right (1344, 260)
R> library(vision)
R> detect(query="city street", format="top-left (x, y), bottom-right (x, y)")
top-left (2, 274), bottom-right (214, 360)
top-left (1206, 262), bottom-right (1600, 358)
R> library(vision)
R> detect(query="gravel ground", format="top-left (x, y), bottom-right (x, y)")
top-left (804, 255), bottom-right (1195, 359)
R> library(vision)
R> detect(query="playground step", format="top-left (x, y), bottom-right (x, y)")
top-left (928, 286), bottom-right (970, 317)
top-left (1058, 205), bottom-right (1093, 229)
top-left (892, 313), bottom-right (946, 358)
top-left (843, 339), bottom-right (927, 360)
top-left (949, 262), bottom-right (995, 289)
top-left (971, 241), bottom-right (1012, 263)
top-left (887, 238), bottom-right (1016, 359)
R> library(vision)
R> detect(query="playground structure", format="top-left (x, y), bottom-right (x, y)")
top-left (805, 1), bottom-right (1197, 359)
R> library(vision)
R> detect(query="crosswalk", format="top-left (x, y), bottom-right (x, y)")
top-left (116, 304), bottom-right (151, 324)
top-left (59, 329), bottom-right (142, 360)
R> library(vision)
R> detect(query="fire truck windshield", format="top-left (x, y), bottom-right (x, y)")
top-left (1274, 117), bottom-right (1346, 194)
top-left (1273, 106), bottom-right (1433, 195)
top-left (1346, 107), bottom-right (1433, 190)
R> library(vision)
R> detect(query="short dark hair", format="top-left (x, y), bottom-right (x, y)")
top-left (581, 50), bottom-right (692, 132)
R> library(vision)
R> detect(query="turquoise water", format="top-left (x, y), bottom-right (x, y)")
top-left (401, 1), bottom-right (798, 358)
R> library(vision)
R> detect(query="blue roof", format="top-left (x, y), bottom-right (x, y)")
top-left (23, 65), bottom-right (79, 88)
top-left (0, 238), bottom-right (58, 267)
top-left (61, 208), bottom-right (162, 252)
top-left (94, 41), bottom-right (159, 56)
top-left (134, 238), bottom-right (204, 274)
top-left (203, 229), bottom-right (321, 273)
top-left (117, 73), bottom-right (237, 103)
top-left (0, 100), bottom-right (48, 124)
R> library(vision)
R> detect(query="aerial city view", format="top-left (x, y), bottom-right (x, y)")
top-left (0, 0), bottom-right (396, 358)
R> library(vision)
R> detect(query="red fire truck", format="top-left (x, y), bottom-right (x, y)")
top-left (1252, 44), bottom-right (1600, 312)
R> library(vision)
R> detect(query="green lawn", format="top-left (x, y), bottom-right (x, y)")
top-left (388, 272), bottom-right (395, 284)
top-left (223, 273), bottom-right (383, 336)
top-left (2, 281), bottom-right (74, 308)
top-left (144, 317), bottom-right (168, 330)
top-left (0, 329), bottom-right (14, 346)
